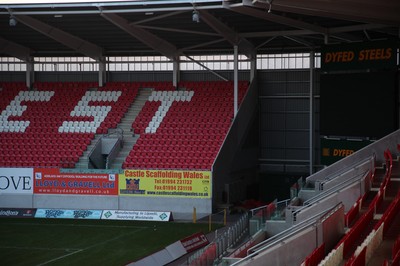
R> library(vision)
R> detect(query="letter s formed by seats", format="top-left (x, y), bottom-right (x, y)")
top-left (59, 91), bottom-right (121, 134)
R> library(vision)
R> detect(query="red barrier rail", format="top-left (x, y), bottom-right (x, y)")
top-left (393, 250), bottom-right (400, 265)
top-left (190, 243), bottom-right (217, 266)
top-left (345, 196), bottom-right (362, 227)
top-left (369, 188), bottom-right (384, 216)
top-left (345, 246), bottom-right (366, 266)
top-left (343, 208), bottom-right (374, 257)
top-left (383, 196), bottom-right (400, 235)
top-left (304, 242), bottom-right (325, 266)
top-left (393, 235), bottom-right (400, 260)
top-left (384, 149), bottom-right (393, 182)
top-left (233, 241), bottom-right (256, 258)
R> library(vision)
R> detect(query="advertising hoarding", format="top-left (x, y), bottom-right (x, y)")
top-left (0, 168), bottom-right (33, 194)
top-left (0, 208), bottom-right (36, 218)
top-left (180, 232), bottom-right (209, 253)
top-left (119, 169), bottom-right (211, 198)
top-left (101, 210), bottom-right (171, 222)
top-left (321, 41), bottom-right (397, 71)
top-left (33, 168), bottom-right (118, 195)
top-left (35, 209), bottom-right (103, 219)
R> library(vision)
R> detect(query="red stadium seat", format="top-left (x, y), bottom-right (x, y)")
top-left (0, 82), bottom-right (138, 168)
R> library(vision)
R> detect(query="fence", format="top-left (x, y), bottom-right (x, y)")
top-left (249, 200), bottom-right (277, 224)
top-left (188, 213), bottom-right (249, 266)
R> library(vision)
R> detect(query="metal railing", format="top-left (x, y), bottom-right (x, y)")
top-left (105, 128), bottom-right (124, 169)
top-left (188, 213), bottom-right (249, 266)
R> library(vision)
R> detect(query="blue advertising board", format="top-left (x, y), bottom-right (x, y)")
top-left (35, 209), bottom-right (102, 219)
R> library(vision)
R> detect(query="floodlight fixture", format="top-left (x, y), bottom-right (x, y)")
top-left (192, 10), bottom-right (200, 23)
top-left (9, 15), bottom-right (17, 27)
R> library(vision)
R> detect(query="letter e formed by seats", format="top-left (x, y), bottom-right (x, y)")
top-left (0, 91), bottom-right (54, 133)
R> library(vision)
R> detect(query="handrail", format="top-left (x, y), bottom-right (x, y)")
top-left (106, 127), bottom-right (124, 140)
top-left (105, 138), bottom-right (122, 169)
top-left (239, 203), bottom-right (344, 263)
top-left (307, 155), bottom-right (374, 186)
top-left (188, 212), bottom-right (249, 265)
top-left (303, 170), bottom-right (369, 206)
top-left (306, 129), bottom-right (400, 187)
top-left (249, 199), bottom-right (279, 216)
top-left (290, 171), bottom-right (369, 225)
top-left (105, 127), bottom-right (124, 169)
top-left (319, 155), bottom-right (374, 184)
top-left (88, 133), bottom-right (103, 159)
top-left (88, 135), bottom-right (103, 169)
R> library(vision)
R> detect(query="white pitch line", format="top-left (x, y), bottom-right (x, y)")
top-left (36, 249), bottom-right (83, 266)
top-left (0, 246), bottom-right (83, 266)
top-left (35, 227), bottom-right (147, 266)
top-left (84, 227), bottom-right (147, 250)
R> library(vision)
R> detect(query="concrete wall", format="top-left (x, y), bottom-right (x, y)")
top-left (245, 227), bottom-right (317, 266)
top-left (0, 194), bottom-right (33, 208)
top-left (292, 180), bottom-right (361, 225)
top-left (33, 195), bottom-right (119, 209)
top-left (119, 197), bottom-right (211, 219)
top-left (1, 194), bottom-right (211, 220)
top-left (259, 69), bottom-right (320, 174)
top-left (212, 79), bottom-right (259, 206)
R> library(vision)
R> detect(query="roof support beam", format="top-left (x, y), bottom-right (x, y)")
top-left (136, 25), bottom-right (220, 37)
top-left (13, 15), bottom-right (103, 60)
top-left (0, 36), bottom-right (32, 61)
top-left (283, 35), bottom-right (314, 47)
top-left (239, 23), bottom-right (383, 40)
top-left (197, 9), bottom-right (255, 59)
top-left (185, 55), bottom-right (228, 81)
top-left (131, 11), bottom-right (185, 25)
top-left (100, 12), bottom-right (178, 59)
top-left (236, 2), bottom-right (364, 42)
top-left (250, 0), bottom-right (400, 25)
top-left (180, 38), bottom-right (226, 52)
top-left (236, 2), bottom-right (328, 34)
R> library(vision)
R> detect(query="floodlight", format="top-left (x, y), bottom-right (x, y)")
top-left (192, 10), bottom-right (200, 23)
top-left (9, 15), bottom-right (17, 27)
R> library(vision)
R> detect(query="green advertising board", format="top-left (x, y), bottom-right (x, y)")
top-left (321, 41), bottom-right (398, 71)
top-left (320, 138), bottom-right (374, 165)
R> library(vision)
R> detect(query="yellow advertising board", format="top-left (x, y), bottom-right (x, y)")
top-left (119, 170), bottom-right (211, 198)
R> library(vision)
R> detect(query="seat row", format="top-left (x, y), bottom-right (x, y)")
top-left (125, 81), bottom-right (248, 170)
top-left (0, 83), bottom-right (139, 168)
top-left (1, 81), bottom-right (247, 170)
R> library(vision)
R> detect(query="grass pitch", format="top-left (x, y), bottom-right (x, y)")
top-left (0, 218), bottom-right (216, 266)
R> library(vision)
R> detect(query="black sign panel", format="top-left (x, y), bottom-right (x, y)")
top-left (321, 41), bottom-right (397, 71)
top-left (0, 208), bottom-right (37, 218)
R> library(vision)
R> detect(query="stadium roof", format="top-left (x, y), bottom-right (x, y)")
top-left (0, 0), bottom-right (399, 60)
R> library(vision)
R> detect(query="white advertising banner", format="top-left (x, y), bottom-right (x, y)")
top-left (101, 210), bottom-right (171, 222)
top-left (0, 168), bottom-right (33, 194)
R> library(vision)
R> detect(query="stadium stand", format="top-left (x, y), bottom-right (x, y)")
top-left (3, 80), bottom-right (399, 266)
top-left (209, 138), bottom-right (400, 266)
top-left (1, 81), bottom-right (247, 170)
top-left (0, 82), bottom-right (138, 168)
top-left (124, 81), bottom-right (248, 170)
